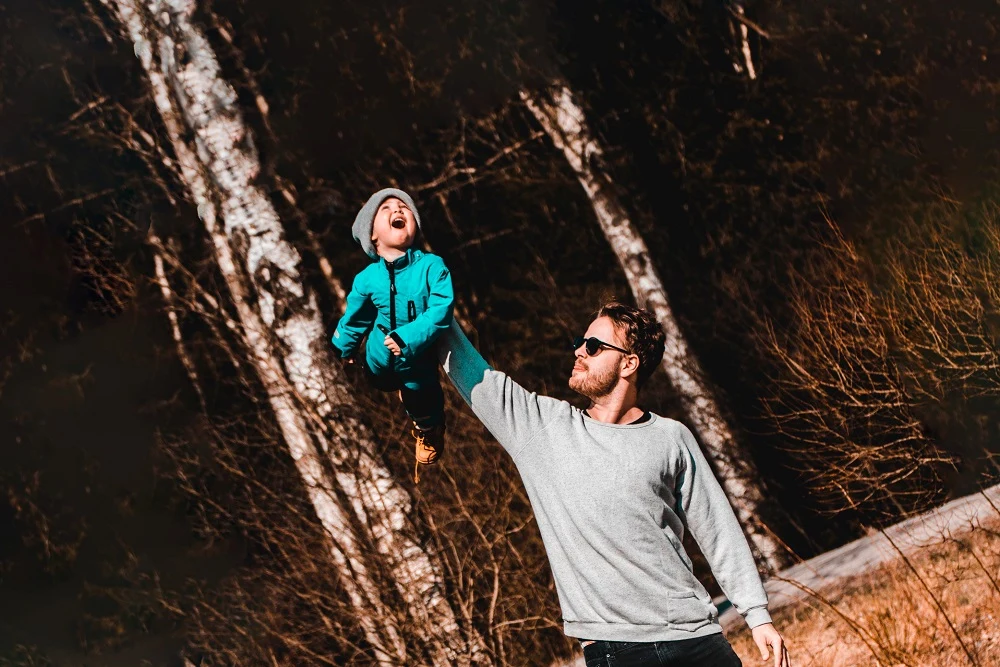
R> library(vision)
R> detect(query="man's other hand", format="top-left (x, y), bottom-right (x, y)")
top-left (751, 623), bottom-right (789, 667)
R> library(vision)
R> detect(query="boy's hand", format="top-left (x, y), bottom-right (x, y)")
top-left (385, 336), bottom-right (402, 356)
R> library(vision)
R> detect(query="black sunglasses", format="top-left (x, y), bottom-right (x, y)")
top-left (572, 336), bottom-right (631, 357)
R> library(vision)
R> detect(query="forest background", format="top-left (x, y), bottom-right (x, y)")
top-left (2, 0), bottom-right (1000, 664)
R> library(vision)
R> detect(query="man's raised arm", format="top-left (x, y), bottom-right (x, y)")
top-left (435, 321), bottom-right (561, 456)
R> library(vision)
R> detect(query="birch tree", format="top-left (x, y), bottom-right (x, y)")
top-left (728, 1), bottom-right (757, 80)
top-left (99, 0), bottom-right (482, 663)
top-left (522, 84), bottom-right (785, 570)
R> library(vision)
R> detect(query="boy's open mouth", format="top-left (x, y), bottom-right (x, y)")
top-left (390, 216), bottom-right (406, 229)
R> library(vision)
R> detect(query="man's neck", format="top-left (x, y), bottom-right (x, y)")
top-left (585, 390), bottom-right (644, 425)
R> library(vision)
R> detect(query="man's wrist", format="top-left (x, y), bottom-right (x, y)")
top-left (744, 607), bottom-right (773, 629)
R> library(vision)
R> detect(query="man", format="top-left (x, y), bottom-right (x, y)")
top-left (436, 301), bottom-right (789, 666)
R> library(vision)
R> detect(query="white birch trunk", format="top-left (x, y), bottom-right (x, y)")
top-left (102, 1), bottom-right (479, 663)
top-left (151, 233), bottom-right (208, 414)
top-left (730, 3), bottom-right (757, 80)
top-left (522, 85), bottom-right (783, 570)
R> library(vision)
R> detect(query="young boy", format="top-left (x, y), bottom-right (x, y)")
top-left (330, 188), bottom-right (453, 478)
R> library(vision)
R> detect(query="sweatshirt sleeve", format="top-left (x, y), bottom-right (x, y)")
top-left (392, 259), bottom-right (454, 359)
top-left (435, 320), bottom-right (553, 456)
top-left (674, 422), bottom-right (772, 629)
top-left (331, 271), bottom-right (376, 359)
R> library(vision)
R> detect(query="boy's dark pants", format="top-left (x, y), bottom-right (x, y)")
top-left (357, 343), bottom-right (445, 430)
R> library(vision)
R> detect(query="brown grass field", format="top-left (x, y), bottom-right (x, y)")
top-left (726, 519), bottom-right (1000, 666)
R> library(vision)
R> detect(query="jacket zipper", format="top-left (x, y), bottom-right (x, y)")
top-left (388, 262), bottom-right (397, 370)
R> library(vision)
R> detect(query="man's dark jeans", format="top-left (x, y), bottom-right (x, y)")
top-left (582, 634), bottom-right (742, 667)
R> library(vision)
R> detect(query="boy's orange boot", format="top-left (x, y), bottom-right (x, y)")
top-left (413, 423), bottom-right (445, 465)
top-left (412, 423), bottom-right (445, 483)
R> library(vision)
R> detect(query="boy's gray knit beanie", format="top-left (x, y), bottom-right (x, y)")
top-left (352, 188), bottom-right (422, 259)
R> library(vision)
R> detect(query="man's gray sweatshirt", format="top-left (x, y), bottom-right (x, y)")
top-left (437, 322), bottom-right (772, 642)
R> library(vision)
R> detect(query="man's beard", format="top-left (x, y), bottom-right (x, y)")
top-left (569, 362), bottom-right (619, 399)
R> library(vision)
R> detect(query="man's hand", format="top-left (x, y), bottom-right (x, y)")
top-left (385, 335), bottom-right (402, 356)
top-left (751, 623), bottom-right (789, 667)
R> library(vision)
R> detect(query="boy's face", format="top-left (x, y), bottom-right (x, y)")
top-left (371, 197), bottom-right (417, 258)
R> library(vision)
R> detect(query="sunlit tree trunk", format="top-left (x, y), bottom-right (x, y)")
top-left (522, 84), bottom-right (784, 570)
top-left (728, 2), bottom-right (757, 80)
top-left (101, 0), bottom-right (480, 663)
top-left (150, 231), bottom-right (208, 414)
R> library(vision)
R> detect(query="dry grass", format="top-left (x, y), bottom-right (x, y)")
top-left (727, 520), bottom-right (1000, 666)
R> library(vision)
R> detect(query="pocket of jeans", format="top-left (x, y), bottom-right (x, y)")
top-left (615, 641), bottom-right (654, 660)
top-left (688, 633), bottom-right (743, 666)
top-left (583, 644), bottom-right (613, 667)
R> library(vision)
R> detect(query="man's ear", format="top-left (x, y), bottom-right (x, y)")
top-left (621, 354), bottom-right (640, 380)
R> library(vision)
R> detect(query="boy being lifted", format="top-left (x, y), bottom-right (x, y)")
top-left (331, 188), bottom-right (453, 480)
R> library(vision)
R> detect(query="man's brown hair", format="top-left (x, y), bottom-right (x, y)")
top-left (596, 300), bottom-right (666, 389)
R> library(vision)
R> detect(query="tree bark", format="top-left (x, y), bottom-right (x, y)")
top-left (102, 0), bottom-right (480, 662)
top-left (729, 2), bottom-right (757, 80)
top-left (150, 231), bottom-right (208, 414)
top-left (522, 84), bottom-right (784, 570)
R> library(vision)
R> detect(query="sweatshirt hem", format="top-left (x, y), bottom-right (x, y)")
top-left (564, 620), bottom-right (723, 643)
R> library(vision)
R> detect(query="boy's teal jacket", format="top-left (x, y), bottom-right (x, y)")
top-left (331, 248), bottom-right (453, 378)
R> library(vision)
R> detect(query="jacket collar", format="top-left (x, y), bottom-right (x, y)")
top-left (379, 248), bottom-right (420, 270)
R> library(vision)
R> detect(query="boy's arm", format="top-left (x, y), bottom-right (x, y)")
top-left (391, 260), bottom-right (454, 358)
top-left (673, 422), bottom-right (772, 629)
top-left (435, 320), bottom-right (558, 456)
top-left (331, 273), bottom-right (377, 358)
